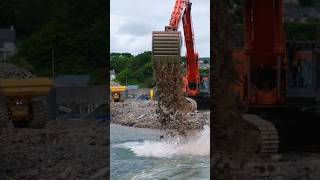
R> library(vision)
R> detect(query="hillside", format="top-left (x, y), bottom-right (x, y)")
top-left (0, 0), bottom-right (108, 85)
top-left (111, 52), bottom-right (210, 87)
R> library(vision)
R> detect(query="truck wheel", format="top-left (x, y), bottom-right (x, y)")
top-left (28, 101), bottom-right (48, 129)
top-left (0, 104), bottom-right (9, 128)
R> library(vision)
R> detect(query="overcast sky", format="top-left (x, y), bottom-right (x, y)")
top-left (110, 0), bottom-right (210, 57)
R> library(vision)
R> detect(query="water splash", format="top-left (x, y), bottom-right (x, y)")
top-left (116, 126), bottom-right (210, 158)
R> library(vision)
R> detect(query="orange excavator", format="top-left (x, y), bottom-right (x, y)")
top-left (152, 0), bottom-right (209, 110)
top-left (231, 0), bottom-right (286, 157)
top-left (234, 0), bottom-right (286, 107)
top-left (233, 0), bottom-right (320, 155)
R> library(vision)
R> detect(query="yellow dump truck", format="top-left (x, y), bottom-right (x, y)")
top-left (0, 78), bottom-right (53, 128)
top-left (110, 85), bottom-right (127, 102)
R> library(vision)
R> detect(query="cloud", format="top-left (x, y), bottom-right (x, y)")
top-left (118, 22), bottom-right (153, 37)
top-left (110, 0), bottom-right (210, 57)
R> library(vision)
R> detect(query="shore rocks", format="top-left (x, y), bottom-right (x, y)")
top-left (0, 63), bottom-right (35, 79)
top-left (111, 99), bottom-right (209, 130)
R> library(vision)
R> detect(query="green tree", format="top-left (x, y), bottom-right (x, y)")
top-left (298, 0), bottom-right (315, 7)
top-left (7, 0), bottom-right (108, 85)
top-left (285, 21), bottom-right (320, 40)
top-left (113, 51), bottom-right (154, 88)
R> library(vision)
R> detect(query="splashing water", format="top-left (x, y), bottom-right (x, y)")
top-left (116, 126), bottom-right (210, 158)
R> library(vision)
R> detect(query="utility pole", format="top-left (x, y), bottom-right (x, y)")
top-left (126, 76), bottom-right (128, 86)
top-left (51, 48), bottom-right (55, 79)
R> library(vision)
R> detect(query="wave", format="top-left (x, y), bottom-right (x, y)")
top-left (115, 126), bottom-right (210, 158)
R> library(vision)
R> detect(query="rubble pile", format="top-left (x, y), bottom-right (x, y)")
top-left (0, 63), bottom-right (35, 79)
top-left (0, 119), bottom-right (108, 179)
top-left (111, 100), bottom-right (209, 129)
top-left (213, 153), bottom-right (320, 180)
top-left (111, 100), bottom-right (159, 128)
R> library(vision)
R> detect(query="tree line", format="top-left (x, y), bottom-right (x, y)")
top-left (0, 0), bottom-right (108, 85)
top-left (110, 52), bottom-right (210, 88)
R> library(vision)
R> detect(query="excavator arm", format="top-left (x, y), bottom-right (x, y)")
top-left (163, 0), bottom-right (200, 96)
top-left (152, 0), bottom-right (200, 122)
top-left (166, 0), bottom-right (186, 31)
top-left (182, 1), bottom-right (200, 96)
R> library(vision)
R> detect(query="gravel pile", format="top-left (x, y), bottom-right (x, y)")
top-left (214, 153), bottom-right (320, 180)
top-left (0, 63), bottom-right (109, 179)
top-left (0, 63), bottom-right (35, 79)
top-left (0, 119), bottom-right (109, 180)
top-left (111, 100), bottom-right (209, 129)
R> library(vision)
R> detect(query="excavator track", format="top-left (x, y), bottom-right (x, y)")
top-left (242, 114), bottom-right (279, 158)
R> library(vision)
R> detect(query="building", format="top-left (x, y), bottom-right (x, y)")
top-left (110, 70), bottom-right (116, 81)
top-left (0, 26), bottom-right (16, 62)
top-left (55, 75), bottom-right (91, 87)
top-left (199, 58), bottom-right (210, 69)
top-left (285, 0), bottom-right (298, 3)
top-left (285, 3), bottom-right (320, 21)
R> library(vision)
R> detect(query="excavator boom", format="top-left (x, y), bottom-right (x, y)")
top-left (155, 0), bottom-right (200, 96)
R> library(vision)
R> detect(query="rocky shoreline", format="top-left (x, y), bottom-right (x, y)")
top-left (110, 99), bottom-right (210, 130)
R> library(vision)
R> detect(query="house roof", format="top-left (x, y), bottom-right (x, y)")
top-left (0, 28), bottom-right (16, 42)
top-left (55, 75), bottom-right (91, 87)
top-left (127, 85), bottom-right (139, 90)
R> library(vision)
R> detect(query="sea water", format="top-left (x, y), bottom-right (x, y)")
top-left (111, 123), bottom-right (210, 179)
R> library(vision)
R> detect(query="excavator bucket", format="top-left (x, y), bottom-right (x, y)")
top-left (152, 31), bottom-right (181, 58)
top-left (152, 31), bottom-right (190, 132)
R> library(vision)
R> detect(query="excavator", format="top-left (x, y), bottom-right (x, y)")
top-left (232, 0), bottom-right (285, 156)
top-left (233, 0), bottom-right (320, 156)
top-left (152, 0), bottom-right (209, 112)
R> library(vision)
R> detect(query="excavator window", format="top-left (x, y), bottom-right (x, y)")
top-left (188, 83), bottom-right (198, 90)
top-left (251, 67), bottom-right (277, 91)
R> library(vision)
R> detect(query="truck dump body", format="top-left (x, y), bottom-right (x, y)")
top-left (0, 78), bottom-right (53, 98)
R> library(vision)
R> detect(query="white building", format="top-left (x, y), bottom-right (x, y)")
top-left (110, 70), bottom-right (116, 81)
top-left (0, 26), bottom-right (16, 62)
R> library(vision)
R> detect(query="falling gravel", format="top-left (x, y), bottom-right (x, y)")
top-left (153, 57), bottom-right (194, 135)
